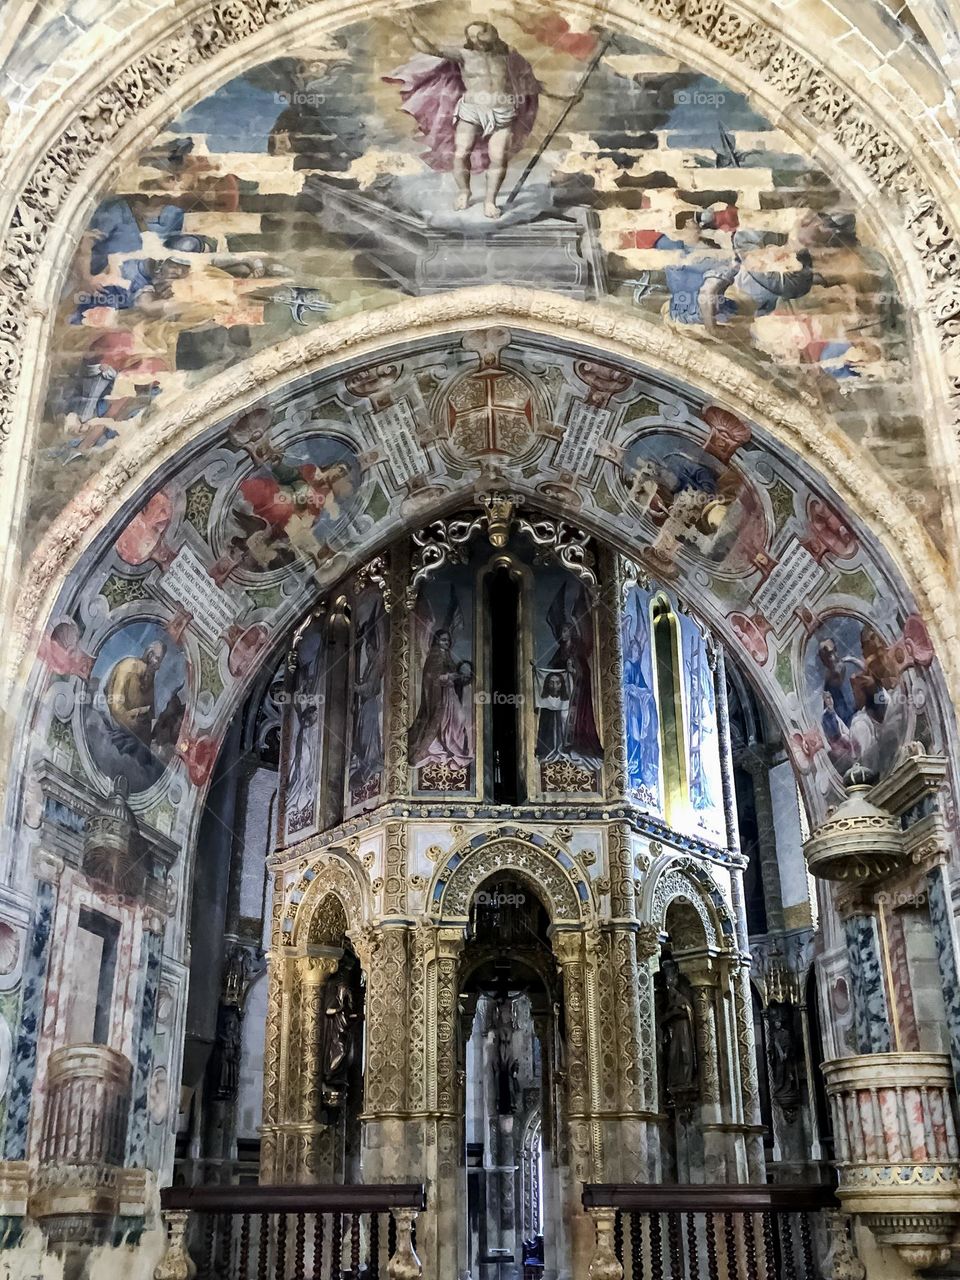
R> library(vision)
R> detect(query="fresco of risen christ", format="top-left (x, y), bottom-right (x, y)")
top-left (387, 17), bottom-right (549, 218)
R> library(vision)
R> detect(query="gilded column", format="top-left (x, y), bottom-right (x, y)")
top-left (260, 874), bottom-right (287, 1182)
top-left (598, 548), bottom-right (628, 803)
top-left (553, 928), bottom-right (597, 1279)
top-left (385, 541), bottom-right (411, 801)
top-left (295, 953), bottom-right (341, 1182)
top-left (421, 927), bottom-right (464, 1280)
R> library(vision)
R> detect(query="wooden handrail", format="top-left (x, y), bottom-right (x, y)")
top-left (582, 1183), bottom-right (839, 1213)
top-left (160, 1182), bottom-right (426, 1213)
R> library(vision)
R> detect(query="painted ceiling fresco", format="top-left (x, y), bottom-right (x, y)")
top-left (27, 3), bottom-right (931, 552)
top-left (19, 327), bottom-right (952, 874)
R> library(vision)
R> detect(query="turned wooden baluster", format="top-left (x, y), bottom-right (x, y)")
top-left (294, 1211), bottom-right (306, 1280)
top-left (630, 1211), bottom-right (644, 1279)
top-left (668, 1211), bottom-right (682, 1278)
top-left (761, 1212), bottom-right (775, 1280)
top-left (650, 1211), bottom-right (664, 1280)
top-left (330, 1211), bottom-right (342, 1280)
top-left (744, 1212), bottom-right (758, 1280)
top-left (351, 1214), bottom-right (361, 1275)
top-left (369, 1211), bottom-right (381, 1280)
top-left (275, 1213), bottom-right (287, 1280)
top-left (705, 1214), bottom-right (719, 1280)
top-left (781, 1214), bottom-right (797, 1280)
top-left (723, 1213), bottom-right (737, 1280)
top-left (615, 1210), bottom-right (624, 1268)
top-left (203, 1213), bottom-right (216, 1280)
top-left (799, 1211), bottom-right (815, 1279)
top-left (257, 1214), bottom-right (269, 1280)
top-left (686, 1210), bottom-right (699, 1279)
top-left (239, 1213), bottom-right (251, 1280)
top-left (312, 1212), bottom-right (324, 1280)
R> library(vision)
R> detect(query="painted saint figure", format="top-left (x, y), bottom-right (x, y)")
top-left (104, 640), bottom-right (167, 745)
top-left (622, 591), bottom-right (659, 802)
top-left (389, 17), bottom-right (542, 218)
top-left (349, 593), bottom-right (388, 797)
top-left (537, 580), bottom-right (603, 771)
top-left (408, 628), bottom-right (474, 768)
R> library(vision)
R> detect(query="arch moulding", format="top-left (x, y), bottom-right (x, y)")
top-left (430, 829), bottom-right (589, 925)
top-left (9, 287), bottom-right (951, 703)
top-left (1, 0), bottom-right (960, 611)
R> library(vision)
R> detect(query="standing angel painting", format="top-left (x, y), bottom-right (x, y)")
top-left (622, 584), bottom-right (661, 811)
top-left (280, 615), bottom-right (326, 843)
top-left (348, 589), bottom-right (389, 807)
top-left (408, 578), bottom-right (475, 791)
top-left (680, 617), bottom-right (725, 842)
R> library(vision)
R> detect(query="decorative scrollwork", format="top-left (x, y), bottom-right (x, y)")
top-left (514, 516), bottom-right (597, 594)
top-left (406, 516), bottom-right (483, 609)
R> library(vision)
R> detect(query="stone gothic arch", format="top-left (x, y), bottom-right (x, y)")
top-left (283, 852), bottom-right (370, 949)
top-left (641, 853), bottom-right (739, 951)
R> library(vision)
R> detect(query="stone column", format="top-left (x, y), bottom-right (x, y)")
top-left (635, 924), bottom-right (662, 1181)
top-left (737, 749), bottom-right (786, 934)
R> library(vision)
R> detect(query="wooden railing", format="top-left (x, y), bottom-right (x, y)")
top-left (155, 1183), bottom-right (426, 1280)
top-left (582, 1183), bottom-right (841, 1280)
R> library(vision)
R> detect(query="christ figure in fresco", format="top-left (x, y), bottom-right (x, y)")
top-left (388, 17), bottom-right (544, 219)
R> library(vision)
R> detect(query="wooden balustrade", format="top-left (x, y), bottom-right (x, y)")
top-left (156, 1183), bottom-right (426, 1280)
top-left (582, 1183), bottom-right (840, 1280)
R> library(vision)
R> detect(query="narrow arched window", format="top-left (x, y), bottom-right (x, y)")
top-left (651, 594), bottom-right (687, 827)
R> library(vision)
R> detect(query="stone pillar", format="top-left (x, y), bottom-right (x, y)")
top-left (686, 963), bottom-right (728, 1182)
top-left (126, 913), bottom-right (165, 1168)
top-left (635, 923), bottom-right (662, 1180)
top-left (738, 750), bottom-right (786, 934)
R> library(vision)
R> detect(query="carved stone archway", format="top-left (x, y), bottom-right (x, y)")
top-left (432, 829), bottom-right (590, 925)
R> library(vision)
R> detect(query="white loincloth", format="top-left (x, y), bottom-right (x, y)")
top-left (454, 97), bottom-right (517, 137)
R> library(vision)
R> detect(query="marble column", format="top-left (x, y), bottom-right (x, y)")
top-left (924, 862), bottom-right (960, 1099)
top-left (843, 912), bottom-right (892, 1054)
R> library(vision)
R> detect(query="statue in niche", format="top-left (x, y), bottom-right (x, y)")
top-left (492, 997), bottom-right (520, 1115)
top-left (319, 954), bottom-right (361, 1108)
top-left (659, 959), bottom-right (698, 1104)
top-left (211, 1005), bottom-right (243, 1102)
top-left (767, 1002), bottom-right (802, 1119)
